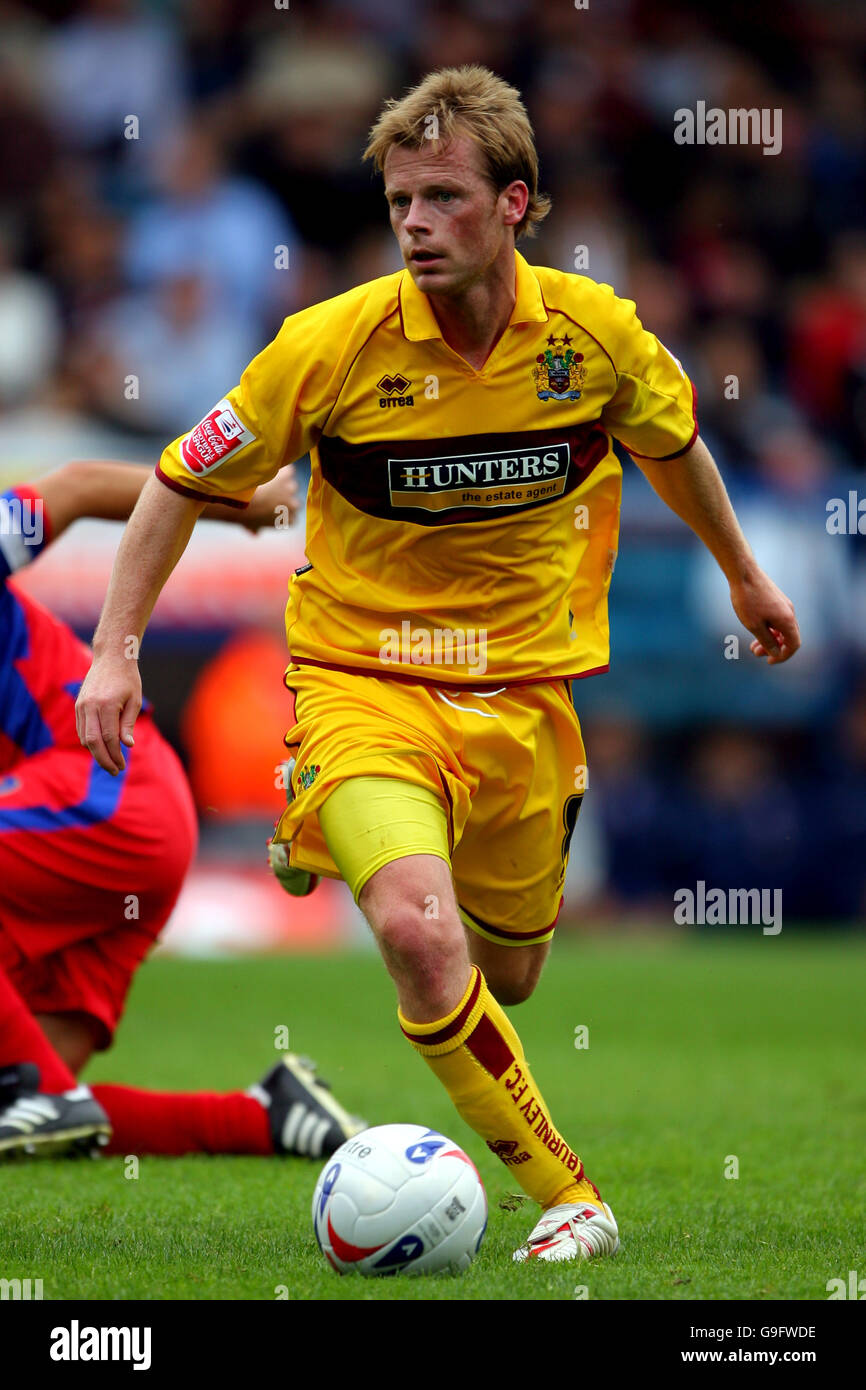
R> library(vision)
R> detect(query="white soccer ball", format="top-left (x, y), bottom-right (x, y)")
top-left (312, 1123), bottom-right (488, 1276)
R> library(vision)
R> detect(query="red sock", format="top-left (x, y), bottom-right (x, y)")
top-left (90, 1083), bottom-right (273, 1156)
top-left (0, 968), bottom-right (77, 1092)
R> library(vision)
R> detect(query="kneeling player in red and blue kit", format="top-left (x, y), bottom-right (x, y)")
top-left (0, 462), bottom-right (362, 1159)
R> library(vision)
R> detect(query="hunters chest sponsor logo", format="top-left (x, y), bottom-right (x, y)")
top-left (388, 442), bottom-right (570, 513)
top-left (180, 398), bottom-right (257, 475)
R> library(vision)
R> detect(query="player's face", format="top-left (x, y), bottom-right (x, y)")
top-left (384, 136), bottom-right (523, 298)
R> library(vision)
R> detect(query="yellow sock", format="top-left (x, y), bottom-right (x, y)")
top-left (399, 965), bottom-right (602, 1209)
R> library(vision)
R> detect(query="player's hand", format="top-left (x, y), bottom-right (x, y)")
top-left (240, 466), bottom-right (301, 532)
top-left (729, 569), bottom-right (801, 665)
top-left (75, 655), bottom-right (142, 775)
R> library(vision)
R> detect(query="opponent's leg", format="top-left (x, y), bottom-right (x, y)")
top-left (0, 947), bottom-right (265, 1159)
top-left (0, 733), bottom-right (361, 1159)
top-left (19, 998), bottom-right (360, 1158)
top-left (0, 966), bottom-right (110, 1157)
top-left (0, 736), bottom-right (189, 1154)
top-left (35, 1011), bottom-right (101, 1074)
top-left (3, 957), bottom-right (357, 1160)
top-left (88, 1082), bottom-right (271, 1156)
top-left (0, 968), bottom-right (77, 1092)
top-left (89, 1055), bottom-right (363, 1158)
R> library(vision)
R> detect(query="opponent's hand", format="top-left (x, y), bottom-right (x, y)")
top-left (240, 466), bottom-right (301, 532)
top-left (729, 569), bottom-right (801, 665)
top-left (75, 655), bottom-right (142, 774)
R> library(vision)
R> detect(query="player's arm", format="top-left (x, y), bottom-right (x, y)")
top-left (76, 298), bottom-right (343, 776)
top-left (630, 434), bottom-right (800, 664)
top-left (75, 474), bottom-right (204, 776)
top-left (592, 283), bottom-right (801, 666)
top-left (35, 459), bottom-right (299, 538)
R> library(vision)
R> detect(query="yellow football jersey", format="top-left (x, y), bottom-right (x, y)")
top-left (157, 251), bottom-right (697, 688)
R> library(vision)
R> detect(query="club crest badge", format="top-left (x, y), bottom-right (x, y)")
top-left (532, 334), bottom-right (586, 401)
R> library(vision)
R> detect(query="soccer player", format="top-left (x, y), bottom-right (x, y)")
top-left (76, 67), bottom-right (800, 1263)
top-left (0, 460), bottom-right (362, 1159)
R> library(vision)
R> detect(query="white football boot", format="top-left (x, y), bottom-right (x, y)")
top-left (513, 1200), bottom-right (620, 1263)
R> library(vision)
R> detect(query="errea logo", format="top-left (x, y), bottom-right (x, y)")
top-left (377, 374), bottom-right (414, 409)
top-left (487, 1139), bottom-right (530, 1166)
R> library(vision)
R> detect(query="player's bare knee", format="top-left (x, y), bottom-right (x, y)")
top-left (377, 902), bottom-right (461, 969)
top-left (375, 903), bottom-right (466, 1012)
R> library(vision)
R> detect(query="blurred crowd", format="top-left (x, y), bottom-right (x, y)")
top-left (1, 0), bottom-right (864, 919)
top-left (1, 0), bottom-right (864, 456)
top-left (571, 686), bottom-right (866, 922)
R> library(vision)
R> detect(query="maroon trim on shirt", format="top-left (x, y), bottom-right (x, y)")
top-left (285, 654), bottom-right (609, 692)
top-left (537, 292), bottom-right (700, 462)
top-left (460, 897), bottom-right (564, 944)
top-left (437, 767), bottom-right (457, 856)
top-left (319, 301), bottom-right (401, 438)
top-left (538, 289), bottom-right (619, 375)
top-left (154, 463), bottom-right (249, 509)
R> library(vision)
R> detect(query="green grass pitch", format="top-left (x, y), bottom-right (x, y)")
top-left (2, 935), bottom-right (864, 1300)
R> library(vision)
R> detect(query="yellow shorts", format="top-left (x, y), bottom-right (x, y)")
top-left (275, 666), bottom-right (586, 948)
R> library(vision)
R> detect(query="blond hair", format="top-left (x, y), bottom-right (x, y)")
top-left (363, 65), bottom-right (550, 240)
